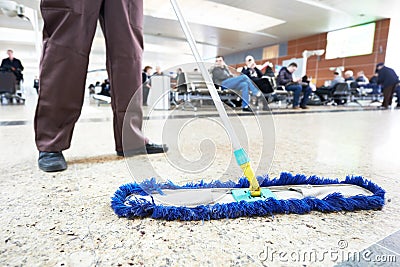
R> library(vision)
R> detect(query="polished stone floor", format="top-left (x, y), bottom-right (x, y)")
top-left (1, 91), bottom-right (399, 266)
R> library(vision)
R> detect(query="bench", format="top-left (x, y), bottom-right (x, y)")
top-left (173, 71), bottom-right (239, 110)
top-left (92, 94), bottom-right (111, 105)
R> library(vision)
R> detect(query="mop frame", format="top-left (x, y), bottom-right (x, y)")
top-left (111, 173), bottom-right (385, 221)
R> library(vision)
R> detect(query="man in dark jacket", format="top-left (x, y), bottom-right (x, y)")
top-left (1, 49), bottom-right (24, 86)
top-left (277, 62), bottom-right (312, 109)
top-left (376, 63), bottom-right (399, 109)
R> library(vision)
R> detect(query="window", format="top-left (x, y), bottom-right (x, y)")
top-left (263, 45), bottom-right (279, 59)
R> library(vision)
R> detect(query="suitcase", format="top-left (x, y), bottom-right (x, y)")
top-left (0, 71), bottom-right (25, 104)
top-left (0, 71), bottom-right (17, 94)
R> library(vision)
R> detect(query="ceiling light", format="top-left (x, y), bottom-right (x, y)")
top-left (0, 27), bottom-right (35, 42)
top-left (293, 0), bottom-right (345, 13)
top-left (144, 0), bottom-right (285, 33)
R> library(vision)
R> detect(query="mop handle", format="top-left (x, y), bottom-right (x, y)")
top-left (170, 0), bottom-right (260, 196)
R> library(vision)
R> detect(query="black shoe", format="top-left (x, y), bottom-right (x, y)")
top-left (242, 106), bottom-right (252, 112)
top-left (300, 105), bottom-right (309, 109)
top-left (38, 152), bottom-right (67, 172)
top-left (377, 106), bottom-right (388, 109)
top-left (117, 143), bottom-right (168, 157)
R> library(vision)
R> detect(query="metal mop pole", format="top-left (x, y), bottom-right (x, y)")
top-left (170, 0), bottom-right (261, 196)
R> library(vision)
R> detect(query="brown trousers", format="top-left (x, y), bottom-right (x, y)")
top-left (34, 0), bottom-right (146, 153)
top-left (382, 84), bottom-right (396, 108)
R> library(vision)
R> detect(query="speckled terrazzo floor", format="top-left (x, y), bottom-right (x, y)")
top-left (1, 93), bottom-right (399, 266)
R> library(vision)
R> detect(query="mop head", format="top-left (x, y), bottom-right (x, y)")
top-left (111, 172), bottom-right (385, 221)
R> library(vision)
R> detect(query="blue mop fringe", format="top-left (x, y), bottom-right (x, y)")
top-left (111, 172), bottom-right (385, 221)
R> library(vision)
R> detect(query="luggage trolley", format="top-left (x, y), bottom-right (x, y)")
top-left (0, 70), bottom-right (25, 104)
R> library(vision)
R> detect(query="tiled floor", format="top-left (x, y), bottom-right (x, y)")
top-left (1, 92), bottom-right (399, 266)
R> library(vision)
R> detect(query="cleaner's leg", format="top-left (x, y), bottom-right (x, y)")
top-left (100, 0), bottom-right (148, 153)
top-left (34, 0), bottom-right (102, 152)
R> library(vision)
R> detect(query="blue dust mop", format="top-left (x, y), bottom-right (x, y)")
top-left (111, 0), bottom-right (385, 220)
top-left (111, 173), bottom-right (385, 221)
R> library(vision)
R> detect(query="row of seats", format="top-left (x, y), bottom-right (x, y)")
top-left (172, 71), bottom-right (299, 110)
top-left (256, 77), bottom-right (385, 108)
top-left (172, 71), bottom-right (241, 110)
top-left (91, 72), bottom-right (396, 109)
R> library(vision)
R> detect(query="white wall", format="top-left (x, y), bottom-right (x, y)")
top-left (385, 17), bottom-right (400, 74)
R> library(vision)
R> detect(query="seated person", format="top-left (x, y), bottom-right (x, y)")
top-left (88, 84), bottom-right (95, 95)
top-left (171, 67), bottom-right (186, 105)
top-left (142, 66), bottom-right (152, 106)
top-left (315, 71), bottom-right (344, 102)
top-left (99, 79), bottom-right (111, 97)
top-left (211, 55), bottom-right (261, 112)
top-left (152, 66), bottom-right (163, 76)
top-left (355, 70), bottom-right (369, 86)
top-left (34, 77), bottom-right (40, 94)
top-left (362, 72), bottom-right (381, 96)
top-left (241, 55), bottom-right (273, 94)
top-left (344, 70), bottom-right (355, 82)
top-left (302, 75), bottom-right (316, 91)
top-left (276, 62), bottom-right (312, 109)
top-left (175, 67), bottom-right (186, 92)
top-left (369, 73), bottom-right (378, 84)
top-left (262, 62), bottom-right (275, 77)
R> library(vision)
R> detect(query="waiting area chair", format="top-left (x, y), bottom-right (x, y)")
top-left (262, 76), bottom-right (292, 108)
top-left (172, 71), bottom-right (240, 111)
top-left (332, 82), bottom-right (362, 106)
